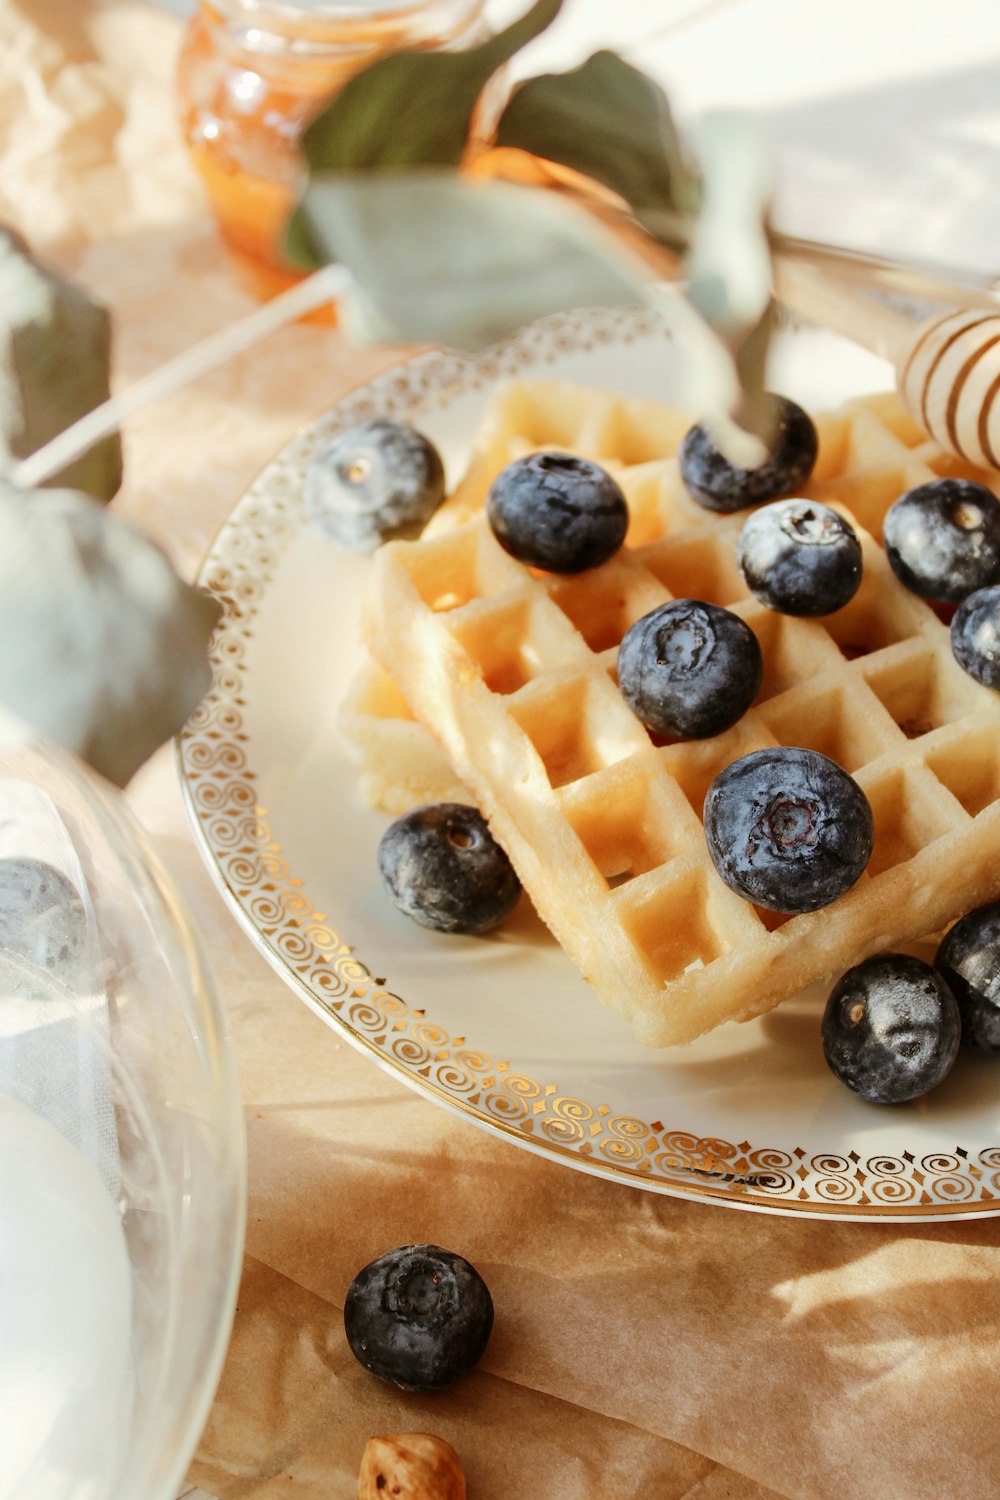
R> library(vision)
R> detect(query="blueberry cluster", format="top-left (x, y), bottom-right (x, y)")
top-left (819, 902), bottom-right (1000, 1105)
top-left (358, 409), bottom-right (1000, 1107)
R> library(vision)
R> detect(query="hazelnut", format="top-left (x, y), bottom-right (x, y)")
top-left (358, 1433), bottom-right (467, 1500)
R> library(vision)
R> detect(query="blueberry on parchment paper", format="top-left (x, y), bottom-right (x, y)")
top-left (344, 1244), bottom-right (494, 1392)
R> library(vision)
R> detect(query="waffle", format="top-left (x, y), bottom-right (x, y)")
top-left (354, 380), bottom-right (1000, 1047)
top-left (338, 381), bottom-right (696, 805)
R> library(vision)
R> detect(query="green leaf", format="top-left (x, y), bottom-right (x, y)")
top-left (0, 228), bottom-right (122, 503)
top-left (0, 484), bottom-right (220, 786)
top-left (296, 0), bottom-right (563, 184)
top-left (290, 170), bottom-right (647, 349)
top-left (493, 51), bottom-right (699, 250)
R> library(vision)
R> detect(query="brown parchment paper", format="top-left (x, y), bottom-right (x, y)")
top-left (7, 3), bottom-right (1000, 1497)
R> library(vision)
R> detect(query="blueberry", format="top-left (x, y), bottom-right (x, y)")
top-left (0, 858), bottom-right (91, 993)
top-left (344, 1244), bottom-right (494, 1391)
top-left (305, 419), bottom-right (445, 553)
top-left (882, 478), bottom-right (1000, 603)
top-left (822, 953), bottom-right (961, 1103)
top-left (737, 499), bottom-right (862, 616)
top-left (935, 901), bottom-right (1000, 1052)
top-left (951, 584), bottom-right (1000, 687)
top-left (378, 803), bottom-right (520, 935)
top-left (486, 452), bottom-right (628, 573)
top-left (617, 599), bottom-right (762, 739)
top-left (679, 395), bottom-right (819, 514)
top-left (703, 747), bottom-right (873, 913)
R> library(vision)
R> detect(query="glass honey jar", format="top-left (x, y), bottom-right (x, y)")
top-left (177, 0), bottom-right (492, 300)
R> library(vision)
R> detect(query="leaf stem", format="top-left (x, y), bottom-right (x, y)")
top-left (11, 264), bottom-right (353, 493)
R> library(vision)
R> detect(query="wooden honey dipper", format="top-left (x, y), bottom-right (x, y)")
top-left (773, 238), bottom-right (1000, 470)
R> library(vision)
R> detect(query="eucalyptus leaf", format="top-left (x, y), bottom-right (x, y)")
top-left (682, 111), bottom-right (776, 457)
top-left (293, 171), bottom-right (647, 348)
top-left (291, 0), bottom-right (562, 216)
top-left (494, 51), bottom-right (698, 250)
top-left (0, 228), bottom-right (122, 503)
top-left (684, 112), bottom-right (773, 346)
top-left (0, 484), bottom-right (220, 786)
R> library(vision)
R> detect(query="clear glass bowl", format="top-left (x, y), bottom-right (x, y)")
top-left (0, 730), bottom-right (246, 1500)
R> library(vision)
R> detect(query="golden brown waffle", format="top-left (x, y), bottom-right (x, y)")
top-left (339, 380), bottom-right (697, 805)
top-left (354, 379), bottom-right (1000, 1047)
top-left (338, 659), bottom-right (471, 815)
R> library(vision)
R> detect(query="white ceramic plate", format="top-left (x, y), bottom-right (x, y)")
top-left (179, 305), bottom-right (1000, 1221)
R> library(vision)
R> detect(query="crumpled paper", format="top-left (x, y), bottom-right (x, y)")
top-left (7, 3), bottom-right (1000, 1498)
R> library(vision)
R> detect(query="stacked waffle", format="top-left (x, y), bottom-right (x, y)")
top-left (341, 380), bottom-right (1000, 1047)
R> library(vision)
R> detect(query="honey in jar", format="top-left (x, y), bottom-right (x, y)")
top-left (177, 0), bottom-right (492, 300)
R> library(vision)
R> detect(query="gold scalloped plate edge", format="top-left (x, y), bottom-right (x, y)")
top-left (177, 304), bottom-right (1000, 1221)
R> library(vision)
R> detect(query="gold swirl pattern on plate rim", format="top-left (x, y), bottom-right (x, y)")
top-left (178, 305), bottom-right (1000, 1219)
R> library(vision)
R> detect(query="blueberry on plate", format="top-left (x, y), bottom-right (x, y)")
top-left (344, 1244), bottom-right (494, 1391)
top-left (737, 499), bottom-right (862, 616)
top-left (678, 395), bottom-right (819, 514)
top-left (486, 452), bottom-right (628, 573)
top-left (617, 599), bottom-right (762, 739)
top-left (0, 857), bottom-right (91, 991)
top-left (882, 478), bottom-right (1000, 603)
top-left (935, 901), bottom-right (1000, 1052)
top-left (378, 803), bottom-right (521, 935)
top-left (951, 584), bottom-right (1000, 687)
top-left (305, 418), bottom-right (445, 553)
top-left (822, 953), bottom-right (961, 1103)
top-left (703, 746), bottom-right (873, 913)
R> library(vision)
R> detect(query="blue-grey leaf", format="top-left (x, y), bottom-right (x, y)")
top-left (0, 484), bottom-right (220, 786)
top-left (0, 228), bottom-right (122, 503)
top-left (292, 171), bottom-right (646, 349)
top-left (685, 112), bottom-right (774, 342)
top-left (682, 111), bottom-right (776, 458)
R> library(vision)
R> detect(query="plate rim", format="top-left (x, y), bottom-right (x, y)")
top-left (177, 304), bottom-right (1000, 1223)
